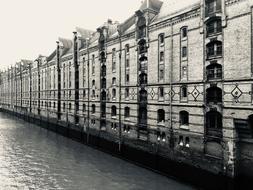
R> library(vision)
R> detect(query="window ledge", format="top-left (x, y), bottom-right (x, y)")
top-left (180, 125), bottom-right (189, 130)
top-left (157, 121), bottom-right (165, 126)
top-left (181, 37), bottom-right (187, 41)
top-left (206, 32), bottom-right (222, 38)
top-left (158, 98), bottom-right (164, 102)
top-left (180, 98), bottom-right (188, 102)
top-left (182, 57), bottom-right (188, 61)
top-left (111, 116), bottom-right (117, 119)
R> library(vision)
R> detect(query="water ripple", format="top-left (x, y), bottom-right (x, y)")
top-left (0, 113), bottom-right (195, 190)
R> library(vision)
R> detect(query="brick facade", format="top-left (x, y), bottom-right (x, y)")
top-left (0, 0), bottom-right (253, 179)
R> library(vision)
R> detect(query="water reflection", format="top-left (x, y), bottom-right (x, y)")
top-left (0, 112), bottom-right (195, 190)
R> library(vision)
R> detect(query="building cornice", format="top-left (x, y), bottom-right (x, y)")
top-left (225, 0), bottom-right (247, 6)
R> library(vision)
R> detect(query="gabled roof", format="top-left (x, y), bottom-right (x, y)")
top-left (154, 0), bottom-right (200, 22)
top-left (47, 50), bottom-right (56, 62)
top-left (76, 27), bottom-right (94, 39)
top-left (58, 37), bottom-right (72, 49)
top-left (58, 38), bottom-right (73, 57)
top-left (21, 59), bottom-right (33, 65)
top-left (118, 15), bottom-right (136, 35)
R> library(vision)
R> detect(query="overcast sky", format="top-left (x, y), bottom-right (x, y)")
top-left (0, 0), bottom-right (144, 70)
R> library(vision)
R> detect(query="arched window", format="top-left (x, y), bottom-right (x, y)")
top-left (69, 103), bottom-right (71, 111)
top-left (92, 90), bottom-right (95, 98)
top-left (159, 87), bottom-right (164, 98)
top-left (159, 51), bottom-right (164, 62)
top-left (125, 44), bottom-right (130, 54)
top-left (182, 46), bottom-right (187, 57)
top-left (125, 107), bottom-right (130, 118)
top-left (101, 78), bottom-right (106, 89)
top-left (138, 39), bottom-right (147, 54)
top-left (139, 55), bottom-right (147, 71)
top-left (159, 33), bottom-right (164, 45)
top-left (92, 104), bottom-right (96, 114)
top-left (112, 77), bottom-right (116, 85)
top-left (112, 88), bottom-right (116, 99)
top-left (101, 90), bottom-right (106, 101)
top-left (83, 104), bottom-right (86, 112)
top-left (92, 80), bottom-right (95, 87)
top-left (112, 48), bottom-right (116, 58)
top-left (206, 86), bottom-right (222, 104)
top-left (91, 55), bottom-right (95, 75)
top-left (181, 86), bottom-right (188, 98)
top-left (181, 27), bottom-right (188, 38)
top-left (139, 73), bottom-right (147, 85)
top-left (207, 41), bottom-right (222, 58)
top-left (137, 16), bottom-right (146, 39)
top-left (157, 109), bottom-right (165, 123)
top-left (125, 88), bottom-right (129, 99)
top-left (206, 63), bottom-right (222, 80)
top-left (111, 106), bottom-right (117, 117)
top-left (205, 0), bottom-right (222, 17)
top-left (126, 73), bottom-right (129, 83)
top-left (139, 107), bottom-right (147, 125)
top-left (101, 65), bottom-right (106, 77)
top-left (206, 17), bottom-right (222, 36)
top-left (139, 89), bottom-right (147, 102)
top-left (180, 111), bottom-right (189, 125)
top-left (100, 51), bottom-right (106, 62)
top-left (206, 111), bottom-right (222, 129)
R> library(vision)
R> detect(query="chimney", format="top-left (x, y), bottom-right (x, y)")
top-left (107, 19), bottom-right (113, 24)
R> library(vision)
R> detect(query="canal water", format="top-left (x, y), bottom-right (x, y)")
top-left (0, 112), bottom-right (195, 190)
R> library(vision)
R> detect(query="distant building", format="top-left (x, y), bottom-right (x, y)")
top-left (0, 0), bottom-right (253, 181)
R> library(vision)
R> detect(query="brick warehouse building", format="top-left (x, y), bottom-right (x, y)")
top-left (0, 0), bottom-right (253, 188)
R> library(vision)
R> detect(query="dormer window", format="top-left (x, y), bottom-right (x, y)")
top-left (137, 16), bottom-right (146, 39)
